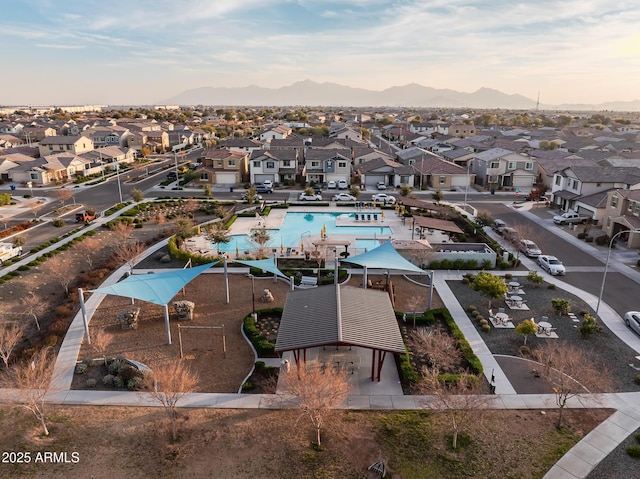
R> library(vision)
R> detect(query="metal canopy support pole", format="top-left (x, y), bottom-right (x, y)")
top-left (78, 288), bottom-right (90, 345)
top-left (223, 256), bottom-right (230, 304)
top-left (363, 265), bottom-right (368, 289)
top-left (163, 304), bottom-right (172, 345)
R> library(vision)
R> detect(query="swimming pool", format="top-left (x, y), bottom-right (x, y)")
top-left (217, 212), bottom-right (393, 253)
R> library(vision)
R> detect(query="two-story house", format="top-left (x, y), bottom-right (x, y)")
top-left (602, 189), bottom-right (640, 247)
top-left (38, 135), bottom-right (94, 157)
top-left (551, 165), bottom-right (640, 218)
top-left (195, 148), bottom-right (248, 186)
top-left (83, 125), bottom-right (131, 148)
top-left (248, 150), bottom-right (299, 185)
top-left (302, 149), bottom-right (351, 186)
top-left (471, 148), bottom-right (536, 190)
top-left (259, 125), bottom-right (292, 142)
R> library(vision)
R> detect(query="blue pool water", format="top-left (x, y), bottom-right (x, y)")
top-left (217, 212), bottom-right (392, 253)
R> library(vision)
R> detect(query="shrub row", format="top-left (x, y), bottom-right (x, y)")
top-left (242, 313), bottom-right (276, 357)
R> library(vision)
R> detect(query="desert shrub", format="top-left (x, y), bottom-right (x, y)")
top-left (547, 283), bottom-right (556, 290)
top-left (44, 335), bottom-right (58, 347)
top-left (113, 376), bottom-right (125, 388)
top-left (52, 218), bottom-right (65, 227)
top-left (242, 381), bottom-right (256, 392)
top-left (83, 358), bottom-right (95, 367)
top-left (397, 346), bottom-right (420, 384)
top-left (504, 273), bottom-right (513, 280)
top-left (578, 313), bottom-right (603, 338)
top-left (519, 345), bottom-right (531, 356)
top-left (526, 270), bottom-right (544, 286)
top-left (461, 277), bottom-right (470, 284)
top-left (54, 304), bottom-right (74, 319)
top-left (551, 298), bottom-right (571, 316)
top-left (479, 319), bottom-right (489, 327)
top-left (85, 379), bottom-right (97, 388)
top-left (481, 324), bottom-right (491, 332)
top-left (585, 236), bottom-right (594, 243)
top-left (595, 235), bottom-right (609, 246)
top-left (627, 445), bottom-right (640, 459)
top-left (254, 361), bottom-right (266, 371)
top-left (471, 310), bottom-right (481, 318)
top-left (468, 305), bottom-right (477, 312)
top-left (108, 359), bottom-right (127, 376)
top-left (102, 374), bottom-right (115, 386)
top-left (75, 363), bottom-right (88, 374)
top-left (577, 232), bottom-right (586, 240)
top-left (127, 377), bottom-right (144, 390)
top-left (579, 309), bottom-right (589, 317)
top-left (119, 365), bottom-right (140, 381)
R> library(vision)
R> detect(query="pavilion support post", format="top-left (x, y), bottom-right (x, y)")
top-left (334, 249), bottom-right (339, 285)
top-left (370, 349), bottom-right (376, 381)
top-left (78, 288), bottom-right (90, 345)
top-left (376, 351), bottom-right (387, 382)
top-left (163, 304), bottom-right (172, 345)
top-left (428, 270), bottom-right (434, 310)
top-left (363, 265), bottom-right (368, 289)
top-left (223, 257), bottom-right (230, 304)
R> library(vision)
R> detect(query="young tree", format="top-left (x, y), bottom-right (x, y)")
top-left (410, 327), bottom-right (462, 375)
top-left (533, 342), bottom-right (611, 429)
top-left (203, 184), bottom-right (212, 198)
top-left (20, 292), bottom-right (46, 331)
top-left (249, 228), bottom-right (271, 259)
top-left (113, 241), bottom-right (145, 272)
top-left (0, 321), bottom-right (24, 368)
top-left (551, 298), bottom-right (571, 316)
top-left (75, 236), bottom-right (101, 269)
top-left (526, 270), bottom-right (544, 287)
top-left (51, 189), bottom-right (74, 207)
top-left (91, 329), bottom-right (111, 363)
top-left (279, 365), bottom-right (350, 447)
top-left (110, 221), bottom-right (134, 242)
top-left (130, 188), bottom-right (144, 202)
top-left (470, 271), bottom-right (508, 309)
top-left (44, 256), bottom-right (73, 295)
top-left (3, 347), bottom-right (57, 436)
top-left (149, 361), bottom-right (199, 442)
top-left (515, 319), bottom-right (538, 345)
top-left (206, 222), bottom-right (230, 254)
top-left (420, 372), bottom-right (487, 449)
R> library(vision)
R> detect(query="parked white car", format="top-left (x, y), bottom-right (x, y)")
top-left (332, 193), bottom-right (356, 202)
top-left (338, 180), bottom-right (348, 189)
top-left (538, 255), bottom-right (566, 275)
top-left (376, 181), bottom-right (387, 190)
top-left (298, 192), bottom-right (322, 201)
top-left (327, 180), bottom-right (337, 189)
top-left (372, 193), bottom-right (396, 204)
top-left (519, 239), bottom-right (542, 257)
top-left (624, 311), bottom-right (640, 336)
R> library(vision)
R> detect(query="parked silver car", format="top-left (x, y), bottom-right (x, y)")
top-left (624, 311), bottom-right (640, 336)
top-left (519, 239), bottom-right (542, 257)
top-left (538, 255), bottom-right (566, 275)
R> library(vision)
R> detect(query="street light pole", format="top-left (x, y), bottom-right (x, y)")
top-left (463, 160), bottom-right (472, 212)
top-left (595, 229), bottom-right (638, 315)
top-left (116, 163), bottom-right (123, 204)
top-left (249, 273), bottom-right (256, 317)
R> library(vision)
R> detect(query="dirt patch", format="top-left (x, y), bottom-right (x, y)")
top-left (0, 405), bottom-right (613, 479)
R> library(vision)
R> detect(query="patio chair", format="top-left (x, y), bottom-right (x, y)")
top-left (488, 309), bottom-right (495, 318)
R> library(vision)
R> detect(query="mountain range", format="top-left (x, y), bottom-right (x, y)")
top-left (161, 80), bottom-right (640, 111)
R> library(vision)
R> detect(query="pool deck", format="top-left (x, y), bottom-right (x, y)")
top-left (186, 204), bottom-right (429, 258)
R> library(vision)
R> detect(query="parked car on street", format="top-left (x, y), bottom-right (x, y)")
top-left (492, 219), bottom-right (507, 233)
top-left (332, 193), bottom-right (356, 202)
top-left (372, 193), bottom-right (396, 204)
top-left (298, 192), bottom-right (322, 201)
top-left (538, 255), bottom-right (566, 275)
top-left (624, 311), bottom-right (640, 336)
top-left (254, 183), bottom-right (273, 193)
top-left (519, 239), bottom-right (542, 257)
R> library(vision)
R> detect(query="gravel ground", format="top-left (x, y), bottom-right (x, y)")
top-left (446, 278), bottom-right (640, 393)
top-left (446, 276), bottom-right (640, 478)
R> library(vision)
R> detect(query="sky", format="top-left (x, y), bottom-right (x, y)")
top-left (2, 0), bottom-right (640, 106)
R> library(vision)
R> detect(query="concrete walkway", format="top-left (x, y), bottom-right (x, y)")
top-left (3, 199), bottom-right (640, 478)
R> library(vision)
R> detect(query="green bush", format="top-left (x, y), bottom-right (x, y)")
top-left (75, 363), bottom-right (88, 374)
top-left (102, 374), bottom-right (115, 386)
top-left (85, 378), bottom-right (97, 388)
top-left (627, 445), bottom-right (640, 458)
top-left (51, 218), bottom-right (65, 227)
top-left (242, 381), bottom-right (256, 392)
top-left (397, 346), bottom-right (420, 384)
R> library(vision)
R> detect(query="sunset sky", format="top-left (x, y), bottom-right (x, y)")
top-left (2, 0), bottom-right (639, 106)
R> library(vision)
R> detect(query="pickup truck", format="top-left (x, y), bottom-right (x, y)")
top-left (0, 242), bottom-right (22, 264)
top-left (552, 210), bottom-right (591, 225)
top-left (76, 209), bottom-right (97, 223)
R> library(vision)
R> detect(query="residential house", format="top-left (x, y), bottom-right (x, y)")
top-left (267, 137), bottom-right (305, 151)
top-left (38, 135), bottom-right (94, 157)
top-left (83, 125), bottom-right (131, 148)
top-left (218, 137), bottom-right (263, 154)
top-left (9, 154), bottom-right (92, 185)
top-left (602, 189), bottom-right (640, 247)
top-left (471, 148), bottom-right (536, 189)
top-left (412, 155), bottom-right (472, 191)
top-left (352, 146), bottom-right (394, 167)
top-left (448, 124), bottom-right (477, 139)
top-left (328, 126), bottom-right (362, 142)
top-left (168, 129), bottom-right (195, 151)
top-left (0, 135), bottom-right (24, 149)
top-left (354, 158), bottom-right (409, 189)
top-left (302, 149), bottom-right (351, 186)
top-left (248, 149), bottom-right (299, 185)
top-left (21, 126), bottom-right (57, 144)
top-left (259, 125), bottom-right (292, 142)
top-left (195, 148), bottom-right (248, 185)
top-left (550, 165), bottom-right (640, 214)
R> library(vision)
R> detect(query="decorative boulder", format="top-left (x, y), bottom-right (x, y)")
top-left (260, 289), bottom-right (274, 303)
top-left (173, 300), bottom-right (195, 321)
top-left (117, 308), bottom-right (140, 330)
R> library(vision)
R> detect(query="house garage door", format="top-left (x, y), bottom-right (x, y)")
top-left (365, 175), bottom-right (385, 188)
top-left (216, 172), bottom-right (237, 184)
top-left (255, 174), bottom-right (275, 184)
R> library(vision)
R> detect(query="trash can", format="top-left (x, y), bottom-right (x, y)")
top-left (229, 186), bottom-right (234, 193)
top-left (10, 185), bottom-right (15, 191)
top-left (490, 188), bottom-right (495, 195)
